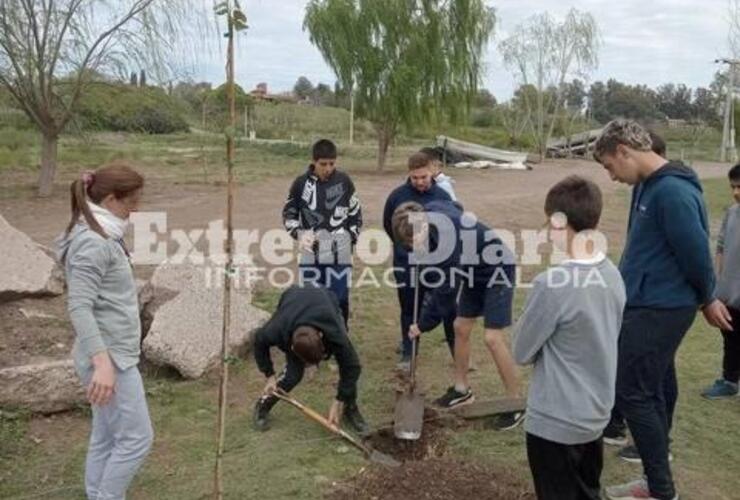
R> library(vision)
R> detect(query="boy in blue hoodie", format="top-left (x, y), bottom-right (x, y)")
top-left (594, 119), bottom-right (732, 500)
top-left (392, 199), bottom-right (523, 430)
top-left (701, 163), bottom-right (740, 399)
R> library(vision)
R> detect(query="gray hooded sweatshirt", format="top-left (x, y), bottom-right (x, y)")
top-left (57, 224), bottom-right (141, 373)
top-left (717, 204), bottom-right (740, 310)
top-left (514, 257), bottom-right (626, 445)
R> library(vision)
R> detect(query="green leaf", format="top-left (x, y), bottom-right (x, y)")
top-left (233, 9), bottom-right (247, 23)
top-left (214, 0), bottom-right (228, 12)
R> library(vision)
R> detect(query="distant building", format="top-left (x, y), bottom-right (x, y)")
top-left (249, 82), bottom-right (297, 104)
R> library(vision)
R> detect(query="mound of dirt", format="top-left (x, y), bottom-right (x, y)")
top-left (326, 457), bottom-right (535, 500)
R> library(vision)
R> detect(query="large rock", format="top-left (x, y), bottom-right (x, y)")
top-left (0, 359), bottom-right (85, 413)
top-left (142, 263), bottom-right (270, 379)
top-left (0, 214), bottom-right (64, 302)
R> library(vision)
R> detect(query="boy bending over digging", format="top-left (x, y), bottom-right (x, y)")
top-left (251, 284), bottom-right (368, 435)
top-left (392, 199), bottom-right (523, 430)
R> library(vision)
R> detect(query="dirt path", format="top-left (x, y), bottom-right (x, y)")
top-left (1, 159), bottom-right (728, 249)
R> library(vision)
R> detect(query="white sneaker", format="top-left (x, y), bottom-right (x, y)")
top-left (605, 478), bottom-right (678, 500)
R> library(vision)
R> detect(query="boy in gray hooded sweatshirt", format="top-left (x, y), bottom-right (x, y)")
top-left (514, 176), bottom-right (626, 500)
top-left (701, 163), bottom-right (740, 398)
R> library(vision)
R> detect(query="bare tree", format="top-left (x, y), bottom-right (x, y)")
top-left (499, 8), bottom-right (599, 160)
top-left (0, 0), bottom-right (197, 196)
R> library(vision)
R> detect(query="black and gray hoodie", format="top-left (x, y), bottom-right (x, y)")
top-left (282, 165), bottom-right (362, 263)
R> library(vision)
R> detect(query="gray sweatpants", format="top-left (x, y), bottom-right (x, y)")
top-left (81, 365), bottom-right (154, 500)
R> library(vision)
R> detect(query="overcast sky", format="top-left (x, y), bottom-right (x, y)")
top-left (187, 0), bottom-right (733, 100)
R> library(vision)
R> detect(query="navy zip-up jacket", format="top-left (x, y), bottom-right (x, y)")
top-left (382, 179), bottom-right (452, 270)
top-left (620, 162), bottom-right (715, 309)
top-left (416, 200), bottom-right (515, 331)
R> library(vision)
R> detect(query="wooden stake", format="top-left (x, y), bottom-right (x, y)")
top-left (214, 5), bottom-right (236, 499)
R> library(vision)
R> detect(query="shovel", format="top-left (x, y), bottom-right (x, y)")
top-left (393, 270), bottom-right (425, 440)
top-left (272, 388), bottom-right (400, 467)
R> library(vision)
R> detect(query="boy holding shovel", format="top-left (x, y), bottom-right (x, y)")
top-left (392, 199), bottom-right (523, 430)
top-left (251, 284), bottom-right (368, 435)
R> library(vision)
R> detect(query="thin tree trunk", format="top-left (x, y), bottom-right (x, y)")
top-left (214, 10), bottom-right (236, 500)
top-left (349, 89), bottom-right (355, 145)
top-left (377, 125), bottom-right (391, 171)
top-left (38, 132), bottom-right (58, 198)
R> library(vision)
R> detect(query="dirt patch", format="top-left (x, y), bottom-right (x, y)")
top-left (332, 408), bottom-right (536, 499)
top-left (326, 457), bottom-right (535, 500)
top-left (0, 296), bottom-right (73, 368)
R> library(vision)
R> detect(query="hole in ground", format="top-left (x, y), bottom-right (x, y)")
top-left (363, 408), bottom-right (450, 462)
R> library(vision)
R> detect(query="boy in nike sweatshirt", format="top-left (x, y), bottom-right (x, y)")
top-left (283, 139), bottom-right (362, 326)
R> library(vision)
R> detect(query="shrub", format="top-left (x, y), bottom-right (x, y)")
top-left (75, 83), bottom-right (189, 134)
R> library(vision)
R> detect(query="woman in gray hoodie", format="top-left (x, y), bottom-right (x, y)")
top-left (57, 161), bottom-right (151, 500)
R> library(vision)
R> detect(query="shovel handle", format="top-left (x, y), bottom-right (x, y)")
top-left (410, 267), bottom-right (420, 390)
top-left (272, 389), bottom-right (369, 455)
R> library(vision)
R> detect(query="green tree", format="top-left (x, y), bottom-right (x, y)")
top-left (656, 83), bottom-right (693, 120)
top-left (313, 82), bottom-right (334, 106)
top-left (587, 81), bottom-right (609, 123)
top-left (693, 86), bottom-right (719, 124)
top-left (293, 76), bottom-right (314, 100)
top-left (563, 79), bottom-right (586, 111)
top-left (474, 89), bottom-right (497, 108)
top-left (304, 0), bottom-right (495, 170)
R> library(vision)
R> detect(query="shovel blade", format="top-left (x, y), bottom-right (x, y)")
top-left (393, 391), bottom-right (425, 440)
top-left (369, 449), bottom-right (401, 468)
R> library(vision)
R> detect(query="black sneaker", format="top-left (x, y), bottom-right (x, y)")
top-left (434, 386), bottom-right (474, 409)
top-left (489, 410), bottom-right (525, 431)
top-left (618, 444), bottom-right (673, 464)
top-left (603, 423), bottom-right (628, 447)
top-left (342, 402), bottom-right (370, 436)
top-left (252, 395), bottom-right (278, 432)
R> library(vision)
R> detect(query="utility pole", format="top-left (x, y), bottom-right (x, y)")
top-left (717, 58), bottom-right (740, 163)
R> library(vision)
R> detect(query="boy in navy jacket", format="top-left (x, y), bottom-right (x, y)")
top-left (392, 199), bottom-right (523, 430)
top-left (383, 152), bottom-right (453, 369)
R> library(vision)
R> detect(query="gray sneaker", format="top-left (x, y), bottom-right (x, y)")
top-left (618, 445), bottom-right (673, 464)
top-left (605, 478), bottom-right (678, 500)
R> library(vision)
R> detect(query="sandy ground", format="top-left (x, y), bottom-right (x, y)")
top-left (1, 158), bottom-right (729, 250)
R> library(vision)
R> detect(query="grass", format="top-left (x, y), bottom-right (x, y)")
top-left (0, 129), bottom-right (427, 198)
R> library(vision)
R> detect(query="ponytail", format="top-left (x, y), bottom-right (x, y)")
top-left (65, 160), bottom-right (144, 238)
top-left (66, 176), bottom-right (105, 238)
